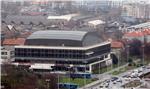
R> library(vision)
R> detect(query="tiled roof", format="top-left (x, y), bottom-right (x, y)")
top-left (143, 28), bottom-right (150, 35)
top-left (3, 38), bottom-right (25, 45)
top-left (124, 28), bottom-right (150, 37)
top-left (3, 15), bottom-right (48, 25)
top-left (24, 12), bottom-right (46, 16)
top-left (124, 31), bottom-right (143, 37)
top-left (20, 32), bottom-right (32, 38)
top-left (111, 41), bottom-right (124, 48)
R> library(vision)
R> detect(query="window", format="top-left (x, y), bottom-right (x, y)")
top-left (11, 51), bottom-right (14, 55)
top-left (58, 50), bottom-right (62, 54)
top-left (2, 52), bottom-right (7, 55)
top-left (105, 55), bottom-right (108, 58)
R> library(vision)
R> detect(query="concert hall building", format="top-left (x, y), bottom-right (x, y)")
top-left (15, 30), bottom-right (112, 73)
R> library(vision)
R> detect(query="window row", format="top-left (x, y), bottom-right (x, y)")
top-left (15, 48), bottom-right (84, 54)
top-left (15, 53), bottom-right (87, 59)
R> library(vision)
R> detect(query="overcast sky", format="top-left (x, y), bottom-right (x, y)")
top-left (2, 0), bottom-right (150, 3)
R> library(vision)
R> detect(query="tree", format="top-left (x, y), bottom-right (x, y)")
top-left (128, 57), bottom-right (133, 66)
top-left (144, 43), bottom-right (150, 59)
top-left (20, 21), bottom-right (24, 25)
top-left (1, 64), bottom-right (58, 89)
top-left (129, 39), bottom-right (142, 56)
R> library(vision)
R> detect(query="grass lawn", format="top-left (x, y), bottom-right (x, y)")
top-left (93, 66), bottom-right (112, 74)
top-left (59, 76), bottom-right (97, 87)
top-left (110, 58), bottom-right (149, 75)
top-left (111, 63), bottom-right (143, 75)
top-left (93, 63), bottom-right (125, 74)
top-left (144, 59), bottom-right (150, 65)
top-left (111, 65), bottom-right (139, 75)
top-left (93, 60), bottom-right (127, 74)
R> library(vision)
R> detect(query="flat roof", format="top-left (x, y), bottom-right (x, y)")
top-left (88, 20), bottom-right (105, 26)
top-left (29, 63), bottom-right (54, 70)
top-left (15, 41), bottom-right (110, 50)
top-left (47, 14), bottom-right (79, 21)
top-left (71, 15), bottom-right (94, 21)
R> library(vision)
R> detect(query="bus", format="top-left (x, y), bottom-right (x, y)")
top-left (58, 83), bottom-right (78, 89)
top-left (68, 72), bottom-right (92, 79)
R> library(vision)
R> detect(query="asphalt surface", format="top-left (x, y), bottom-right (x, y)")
top-left (80, 64), bottom-right (150, 89)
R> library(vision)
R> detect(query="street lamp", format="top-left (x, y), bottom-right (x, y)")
top-left (117, 52), bottom-right (120, 68)
top-left (142, 28), bottom-right (146, 65)
top-left (142, 44), bottom-right (145, 65)
top-left (54, 62), bottom-right (59, 89)
top-left (58, 74), bottom-right (59, 89)
top-left (127, 45), bottom-right (130, 63)
top-left (84, 64), bottom-right (86, 89)
top-left (68, 66), bottom-right (71, 89)
top-left (98, 56), bottom-right (101, 75)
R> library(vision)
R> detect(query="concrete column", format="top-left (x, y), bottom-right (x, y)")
top-left (89, 64), bottom-right (92, 73)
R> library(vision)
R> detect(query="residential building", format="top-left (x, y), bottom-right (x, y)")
top-left (122, 3), bottom-right (150, 19)
top-left (123, 29), bottom-right (150, 43)
top-left (111, 40), bottom-right (124, 62)
top-left (1, 46), bottom-right (14, 62)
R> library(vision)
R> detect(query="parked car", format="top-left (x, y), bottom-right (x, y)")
top-left (111, 77), bottom-right (118, 82)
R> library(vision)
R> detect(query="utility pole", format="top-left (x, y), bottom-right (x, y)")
top-left (99, 57), bottom-right (101, 75)
top-left (142, 34), bottom-right (146, 65)
top-left (118, 52), bottom-right (120, 67)
top-left (127, 45), bottom-right (130, 63)
top-left (84, 65), bottom-right (86, 89)
top-left (142, 44), bottom-right (145, 65)
top-left (69, 67), bottom-right (71, 89)
top-left (55, 61), bottom-right (59, 89)
top-left (58, 74), bottom-right (59, 89)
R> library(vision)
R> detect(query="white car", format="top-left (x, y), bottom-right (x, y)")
top-left (124, 77), bottom-right (131, 81)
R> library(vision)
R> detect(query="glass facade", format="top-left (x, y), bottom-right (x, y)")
top-left (15, 44), bottom-right (111, 65)
top-left (15, 48), bottom-right (85, 59)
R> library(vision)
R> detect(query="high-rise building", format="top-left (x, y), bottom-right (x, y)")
top-left (122, 3), bottom-right (150, 19)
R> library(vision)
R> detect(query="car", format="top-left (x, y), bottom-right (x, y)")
top-left (99, 85), bottom-right (108, 88)
top-left (138, 68), bottom-right (143, 72)
top-left (113, 81), bottom-right (116, 84)
top-left (124, 77), bottom-right (131, 81)
top-left (111, 77), bottom-right (118, 82)
top-left (122, 75), bottom-right (128, 78)
top-left (99, 86), bottom-right (103, 88)
top-left (133, 69), bottom-right (139, 73)
top-left (130, 75), bottom-right (137, 78)
top-left (138, 72), bottom-right (143, 77)
top-left (105, 85), bottom-right (109, 88)
top-left (116, 79), bottom-right (122, 83)
top-left (105, 79), bottom-right (110, 83)
top-left (142, 66), bottom-right (146, 69)
top-left (131, 72), bottom-right (138, 77)
top-left (146, 66), bottom-right (150, 69)
top-left (138, 70), bottom-right (142, 73)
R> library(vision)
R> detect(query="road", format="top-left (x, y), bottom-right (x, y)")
top-left (80, 63), bottom-right (150, 89)
top-left (80, 63), bottom-right (130, 89)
